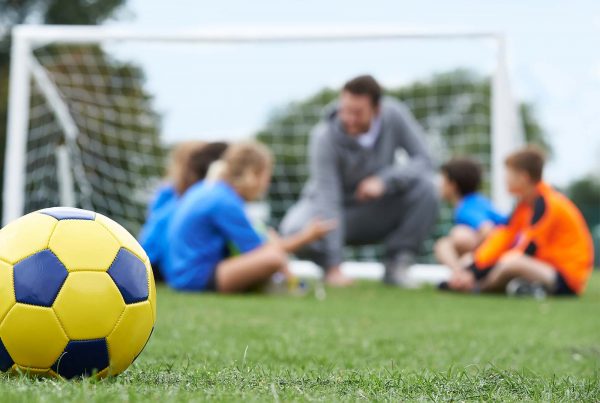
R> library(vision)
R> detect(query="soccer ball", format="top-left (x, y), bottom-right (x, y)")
top-left (0, 207), bottom-right (156, 379)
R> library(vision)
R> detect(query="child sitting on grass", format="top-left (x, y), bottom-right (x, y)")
top-left (435, 158), bottom-right (506, 274)
top-left (445, 146), bottom-right (594, 296)
top-left (165, 141), bottom-right (336, 293)
top-left (139, 141), bottom-right (228, 281)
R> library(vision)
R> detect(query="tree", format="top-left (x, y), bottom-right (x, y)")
top-left (567, 174), bottom-right (600, 266)
top-left (567, 175), bottom-right (600, 228)
top-left (0, 0), bottom-right (127, 224)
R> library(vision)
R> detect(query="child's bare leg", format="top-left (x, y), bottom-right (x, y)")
top-left (480, 252), bottom-right (556, 293)
top-left (216, 243), bottom-right (287, 293)
top-left (435, 225), bottom-right (479, 272)
top-left (450, 225), bottom-right (480, 255)
top-left (434, 237), bottom-right (461, 272)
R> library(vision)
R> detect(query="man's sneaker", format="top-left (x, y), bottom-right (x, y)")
top-left (506, 278), bottom-right (547, 299)
top-left (383, 252), bottom-right (419, 288)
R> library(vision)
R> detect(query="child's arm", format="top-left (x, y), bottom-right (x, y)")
top-left (472, 227), bottom-right (515, 271)
top-left (468, 203), bottom-right (530, 280)
top-left (478, 221), bottom-right (495, 239)
top-left (512, 195), bottom-right (555, 254)
top-left (448, 226), bottom-right (517, 292)
top-left (272, 219), bottom-right (337, 254)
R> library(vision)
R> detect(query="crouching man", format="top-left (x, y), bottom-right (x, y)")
top-left (281, 75), bottom-right (439, 287)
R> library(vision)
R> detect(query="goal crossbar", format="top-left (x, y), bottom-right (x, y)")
top-left (14, 25), bottom-right (502, 45)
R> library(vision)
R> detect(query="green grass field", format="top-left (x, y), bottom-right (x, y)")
top-left (1, 275), bottom-right (599, 402)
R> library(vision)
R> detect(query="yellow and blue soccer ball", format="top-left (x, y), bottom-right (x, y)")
top-left (0, 207), bottom-right (156, 379)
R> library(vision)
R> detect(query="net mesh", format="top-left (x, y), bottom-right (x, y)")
top-left (25, 45), bottom-right (165, 233)
top-left (22, 39), bottom-right (496, 261)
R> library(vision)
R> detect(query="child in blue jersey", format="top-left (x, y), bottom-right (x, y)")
top-left (166, 141), bottom-right (336, 293)
top-left (434, 158), bottom-right (506, 274)
top-left (139, 141), bottom-right (228, 281)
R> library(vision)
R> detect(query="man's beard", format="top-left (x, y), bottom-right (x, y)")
top-left (343, 122), bottom-right (371, 136)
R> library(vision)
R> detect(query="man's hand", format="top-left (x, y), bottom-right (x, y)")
top-left (355, 176), bottom-right (385, 202)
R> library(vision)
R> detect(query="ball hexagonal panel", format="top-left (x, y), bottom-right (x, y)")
top-left (52, 339), bottom-right (109, 379)
top-left (0, 212), bottom-right (56, 264)
top-left (39, 207), bottom-right (95, 221)
top-left (48, 220), bottom-right (120, 271)
top-left (0, 304), bottom-right (68, 369)
top-left (95, 213), bottom-right (148, 261)
top-left (0, 261), bottom-right (15, 323)
top-left (107, 249), bottom-right (149, 304)
top-left (53, 272), bottom-right (125, 340)
top-left (13, 250), bottom-right (68, 307)
top-left (106, 301), bottom-right (154, 375)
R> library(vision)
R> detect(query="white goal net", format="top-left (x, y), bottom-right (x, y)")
top-left (4, 26), bottom-right (523, 262)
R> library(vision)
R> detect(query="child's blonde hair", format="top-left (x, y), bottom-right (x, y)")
top-left (212, 141), bottom-right (273, 187)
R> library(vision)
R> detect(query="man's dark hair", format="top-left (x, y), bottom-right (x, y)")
top-left (342, 75), bottom-right (382, 107)
top-left (440, 158), bottom-right (482, 197)
top-left (505, 145), bottom-right (545, 183)
top-left (189, 142), bottom-right (229, 180)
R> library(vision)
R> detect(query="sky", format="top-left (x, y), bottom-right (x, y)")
top-left (106, 0), bottom-right (600, 186)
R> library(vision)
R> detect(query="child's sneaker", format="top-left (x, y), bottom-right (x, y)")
top-left (264, 272), bottom-right (309, 296)
top-left (506, 278), bottom-right (547, 299)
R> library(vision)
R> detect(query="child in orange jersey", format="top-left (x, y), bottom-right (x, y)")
top-left (446, 146), bottom-right (594, 296)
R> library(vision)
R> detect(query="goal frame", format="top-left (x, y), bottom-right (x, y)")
top-left (3, 24), bottom-right (523, 225)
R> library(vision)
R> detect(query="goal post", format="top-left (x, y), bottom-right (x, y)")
top-left (3, 24), bottom-right (524, 237)
top-left (491, 36), bottom-right (523, 213)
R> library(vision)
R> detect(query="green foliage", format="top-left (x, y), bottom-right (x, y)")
top-left (255, 87), bottom-right (338, 225)
top-left (0, 0), bottom-right (127, 224)
top-left (0, 276), bottom-right (598, 401)
top-left (568, 175), bottom-right (600, 207)
top-left (520, 103), bottom-right (550, 152)
top-left (566, 174), bottom-right (600, 232)
top-left (0, 0), bottom-right (125, 26)
top-left (567, 175), bottom-right (600, 266)
top-left (44, 0), bottom-right (125, 25)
